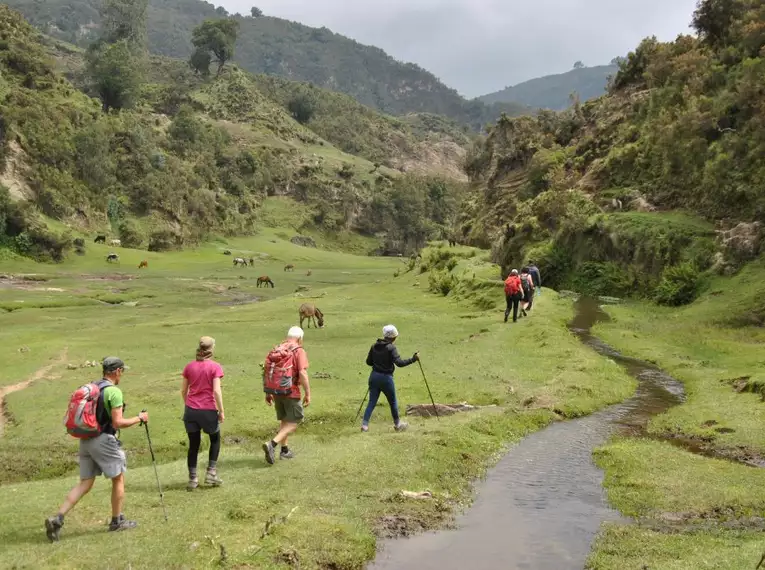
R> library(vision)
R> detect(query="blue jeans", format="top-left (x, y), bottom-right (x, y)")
top-left (362, 371), bottom-right (399, 425)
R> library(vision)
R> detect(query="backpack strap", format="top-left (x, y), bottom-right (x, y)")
top-left (95, 379), bottom-right (116, 434)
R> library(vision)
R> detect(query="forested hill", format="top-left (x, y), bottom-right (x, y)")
top-left (5, 0), bottom-right (529, 129)
top-left (457, 0), bottom-right (764, 305)
top-left (478, 64), bottom-right (618, 110)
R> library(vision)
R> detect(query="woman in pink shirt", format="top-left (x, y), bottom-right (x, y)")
top-left (181, 336), bottom-right (225, 490)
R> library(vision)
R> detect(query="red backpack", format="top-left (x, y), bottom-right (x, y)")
top-left (263, 343), bottom-right (300, 395)
top-left (504, 275), bottom-right (522, 296)
top-left (64, 380), bottom-right (111, 439)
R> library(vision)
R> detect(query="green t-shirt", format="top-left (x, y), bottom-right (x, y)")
top-left (102, 385), bottom-right (124, 418)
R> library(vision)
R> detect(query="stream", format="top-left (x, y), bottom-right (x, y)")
top-left (368, 297), bottom-right (685, 570)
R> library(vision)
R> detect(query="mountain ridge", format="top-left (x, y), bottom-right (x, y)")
top-left (478, 64), bottom-right (618, 110)
top-left (5, 0), bottom-right (531, 128)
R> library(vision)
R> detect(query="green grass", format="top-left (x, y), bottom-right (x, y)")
top-left (0, 230), bottom-right (634, 569)
top-left (586, 258), bottom-right (765, 569)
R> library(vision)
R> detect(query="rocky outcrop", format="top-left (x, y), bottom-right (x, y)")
top-left (290, 235), bottom-right (317, 248)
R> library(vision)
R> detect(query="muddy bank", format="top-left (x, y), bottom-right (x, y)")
top-left (368, 298), bottom-right (685, 570)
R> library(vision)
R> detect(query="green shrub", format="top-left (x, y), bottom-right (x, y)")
top-left (148, 229), bottom-right (181, 252)
top-left (428, 269), bottom-right (456, 296)
top-left (654, 263), bottom-right (702, 306)
top-left (118, 219), bottom-right (145, 248)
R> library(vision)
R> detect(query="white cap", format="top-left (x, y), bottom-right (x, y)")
top-left (287, 326), bottom-right (304, 339)
top-left (511, 269), bottom-right (519, 275)
top-left (383, 324), bottom-right (399, 339)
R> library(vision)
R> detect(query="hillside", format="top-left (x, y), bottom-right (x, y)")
top-left (5, 0), bottom-right (531, 129)
top-left (478, 64), bottom-right (618, 110)
top-left (458, 0), bottom-right (765, 306)
top-left (0, 6), bottom-right (466, 262)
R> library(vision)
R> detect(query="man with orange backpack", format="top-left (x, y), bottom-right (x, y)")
top-left (45, 357), bottom-right (148, 542)
top-left (262, 326), bottom-right (311, 464)
top-left (504, 269), bottom-right (523, 323)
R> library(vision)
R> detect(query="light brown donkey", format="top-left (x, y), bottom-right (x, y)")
top-left (299, 303), bottom-right (324, 329)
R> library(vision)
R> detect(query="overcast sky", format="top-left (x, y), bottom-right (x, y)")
top-left (220, 0), bottom-right (699, 98)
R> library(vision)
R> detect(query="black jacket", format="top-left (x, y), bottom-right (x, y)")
top-left (366, 339), bottom-right (416, 375)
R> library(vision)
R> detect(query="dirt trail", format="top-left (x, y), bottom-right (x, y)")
top-left (0, 349), bottom-right (68, 437)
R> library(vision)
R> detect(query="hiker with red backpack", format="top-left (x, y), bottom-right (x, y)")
top-left (46, 357), bottom-right (147, 542)
top-left (504, 269), bottom-right (524, 323)
top-left (262, 326), bottom-right (311, 464)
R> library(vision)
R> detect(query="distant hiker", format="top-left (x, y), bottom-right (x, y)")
top-left (361, 325), bottom-right (419, 432)
top-left (46, 357), bottom-right (147, 542)
top-left (181, 336), bottom-right (225, 490)
top-left (504, 269), bottom-right (523, 323)
top-left (262, 326), bottom-right (311, 464)
top-left (528, 262), bottom-right (542, 296)
top-left (520, 267), bottom-right (535, 316)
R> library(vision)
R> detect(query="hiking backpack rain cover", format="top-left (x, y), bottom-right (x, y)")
top-left (263, 343), bottom-right (299, 395)
top-left (64, 380), bottom-right (110, 438)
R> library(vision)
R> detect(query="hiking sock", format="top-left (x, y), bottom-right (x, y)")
top-left (189, 468), bottom-right (198, 479)
top-left (56, 514), bottom-right (65, 524)
top-left (281, 446), bottom-right (289, 454)
top-left (111, 515), bottom-right (122, 525)
top-left (207, 461), bottom-right (217, 471)
top-left (271, 440), bottom-right (278, 449)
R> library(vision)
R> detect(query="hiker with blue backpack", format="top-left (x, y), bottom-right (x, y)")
top-left (528, 262), bottom-right (542, 296)
top-left (46, 357), bottom-right (147, 542)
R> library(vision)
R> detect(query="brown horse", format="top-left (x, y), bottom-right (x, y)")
top-left (284, 264), bottom-right (295, 272)
top-left (138, 260), bottom-right (148, 269)
top-left (299, 303), bottom-right (324, 329)
top-left (257, 276), bottom-right (274, 288)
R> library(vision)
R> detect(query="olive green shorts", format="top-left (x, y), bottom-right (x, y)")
top-left (274, 396), bottom-right (304, 423)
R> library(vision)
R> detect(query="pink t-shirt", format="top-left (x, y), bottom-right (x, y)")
top-left (183, 360), bottom-right (224, 410)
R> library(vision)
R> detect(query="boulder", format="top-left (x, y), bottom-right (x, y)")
top-left (290, 236), bottom-right (317, 248)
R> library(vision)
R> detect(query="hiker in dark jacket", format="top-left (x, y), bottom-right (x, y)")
top-left (528, 262), bottom-right (542, 296)
top-left (361, 325), bottom-right (418, 432)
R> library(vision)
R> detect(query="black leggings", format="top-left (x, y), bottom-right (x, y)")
top-left (187, 431), bottom-right (221, 470)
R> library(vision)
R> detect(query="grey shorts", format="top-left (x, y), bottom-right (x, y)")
top-left (79, 433), bottom-right (127, 480)
top-left (274, 397), bottom-right (304, 423)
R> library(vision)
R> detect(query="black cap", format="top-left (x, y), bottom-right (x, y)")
top-left (102, 357), bottom-right (128, 373)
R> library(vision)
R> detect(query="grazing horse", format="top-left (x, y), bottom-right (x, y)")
top-left (233, 257), bottom-right (247, 267)
top-left (106, 253), bottom-right (119, 263)
top-left (257, 276), bottom-right (274, 288)
top-left (110, 239), bottom-right (121, 247)
top-left (284, 264), bottom-right (295, 272)
top-left (94, 235), bottom-right (106, 244)
top-left (299, 303), bottom-right (324, 329)
top-left (138, 260), bottom-right (148, 269)
top-left (223, 250), bottom-right (232, 256)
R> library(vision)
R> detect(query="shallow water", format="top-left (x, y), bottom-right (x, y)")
top-left (368, 297), bottom-right (685, 570)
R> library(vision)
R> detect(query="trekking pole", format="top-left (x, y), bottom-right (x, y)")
top-left (352, 389), bottom-right (369, 424)
top-left (417, 359), bottom-right (440, 420)
top-left (141, 410), bottom-right (168, 522)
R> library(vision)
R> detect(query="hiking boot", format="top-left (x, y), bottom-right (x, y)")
top-left (394, 422), bottom-right (409, 432)
top-left (108, 515), bottom-right (137, 532)
top-left (279, 449), bottom-right (295, 460)
top-left (187, 476), bottom-right (199, 491)
top-left (205, 469), bottom-right (223, 486)
top-left (361, 424), bottom-right (369, 432)
top-left (262, 441), bottom-right (276, 465)
top-left (45, 516), bottom-right (63, 543)
top-left (521, 309), bottom-right (528, 317)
